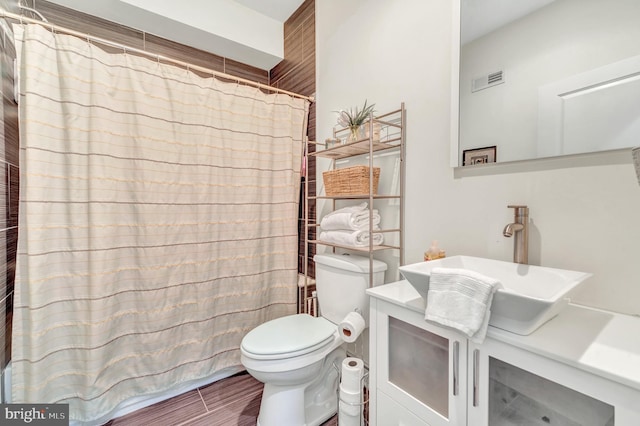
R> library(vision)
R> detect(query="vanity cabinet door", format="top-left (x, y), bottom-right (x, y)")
top-left (372, 299), bottom-right (467, 426)
top-left (468, 338), bottom-right (640, 426)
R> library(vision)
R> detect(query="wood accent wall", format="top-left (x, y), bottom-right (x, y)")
top-left (270, 0), bottom-right (317, 279)
top-left (0, 21), bottom-right (19, 373)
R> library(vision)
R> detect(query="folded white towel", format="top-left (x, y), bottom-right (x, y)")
top-left (321, 209), bottom-right (380, 231)
top-left (425, 267), bottom-right (502, 343)
top-left (320, 202), bottom-right (381, 231)
top-left (319, 229), bottom-right (384, 247)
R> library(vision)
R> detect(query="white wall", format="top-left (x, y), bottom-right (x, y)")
top-left (316, 0), bottom-right (640, 316)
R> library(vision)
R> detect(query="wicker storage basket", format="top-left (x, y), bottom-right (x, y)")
top-left (323, 166), bottom-right (380, 196)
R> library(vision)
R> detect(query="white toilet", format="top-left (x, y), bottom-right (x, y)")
top-left (240, 253), bottom-right (387, 426)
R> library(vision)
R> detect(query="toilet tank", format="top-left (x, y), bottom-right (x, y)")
top-left (313, 253), bottom-right (387, 325)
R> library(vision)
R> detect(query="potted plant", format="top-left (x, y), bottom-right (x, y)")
top-left (337, 100), bottom-right (376, 142)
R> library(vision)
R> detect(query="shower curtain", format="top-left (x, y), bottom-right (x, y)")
top-left (12, 24), bottom-right (308, 424)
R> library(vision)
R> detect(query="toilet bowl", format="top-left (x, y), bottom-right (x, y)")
top-left (241, 314), bottom-right (346, 426)
top-left (240, 253), bottom-right (387, 426)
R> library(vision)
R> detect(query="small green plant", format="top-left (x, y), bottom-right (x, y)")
top-left (337, 100), bottom-right (376, 129)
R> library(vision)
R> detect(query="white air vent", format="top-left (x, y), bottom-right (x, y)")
top-left (472, 70), bottom-right (505, 93)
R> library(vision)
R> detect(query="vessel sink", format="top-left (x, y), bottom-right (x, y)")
top-left (398, 255), bottom-right (592, 335)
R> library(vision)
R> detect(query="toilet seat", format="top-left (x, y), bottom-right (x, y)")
top-left (241, 314), bottom-right (336, 360)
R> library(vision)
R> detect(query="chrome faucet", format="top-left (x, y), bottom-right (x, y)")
top-left (503, 205), bottom-right (529, 264)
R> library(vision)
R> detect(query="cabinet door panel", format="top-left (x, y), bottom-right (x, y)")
top-left (388, 317), bottom-right (450, 417)
top-left (376, 300), bottom-right (466, 426)
top-left (468, 339), bottom-right (639, 426)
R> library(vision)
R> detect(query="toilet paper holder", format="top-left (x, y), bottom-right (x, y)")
top-left (333, 358), bottom-right (369, 424)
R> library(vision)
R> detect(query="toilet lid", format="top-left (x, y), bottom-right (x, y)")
top-left (241, 314), bottom-right (336, 358)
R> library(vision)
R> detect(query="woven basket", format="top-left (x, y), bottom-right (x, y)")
top-left (323, 166), bottom-right (380, 196)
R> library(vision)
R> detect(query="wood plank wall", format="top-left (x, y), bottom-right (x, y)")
top-left (270, 0), bottom-right (317, 280)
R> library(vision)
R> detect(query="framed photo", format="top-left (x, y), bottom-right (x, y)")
top-left (463, 146), bottom-right (497, 166)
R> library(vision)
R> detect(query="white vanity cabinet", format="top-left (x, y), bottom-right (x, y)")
top-left (370, 296), bottom-right (467, 426)
top-left (368, 281), bottom-right (640, 426)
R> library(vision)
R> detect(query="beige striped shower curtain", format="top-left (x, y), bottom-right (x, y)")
top-left (12, 24), bottom-right (308, 424)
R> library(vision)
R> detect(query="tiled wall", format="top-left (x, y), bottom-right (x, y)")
top-left (0, 3), bottom-right (19, 375)
top-left (0, 0), bottom-right (278, 379)
top-left (270, 0), bottom-right (316, 279)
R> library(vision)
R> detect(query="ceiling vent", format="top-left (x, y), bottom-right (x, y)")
top-left (471, 70), bottom-right (505, 93)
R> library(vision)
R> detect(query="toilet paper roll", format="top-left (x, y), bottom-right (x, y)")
top-left (339, 399), bottom-right (361, 421)
top-left (341, 357), bottom-right (364, 394)
top-left (339, 311), bottom-right (366, 343)
top-left (340, 386), bottom-right (361, 404)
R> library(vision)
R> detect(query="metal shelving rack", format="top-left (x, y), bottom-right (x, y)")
top-left (302, 103), bottom-right (406, 313)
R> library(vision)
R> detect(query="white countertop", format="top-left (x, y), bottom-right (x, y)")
top-left (367, 280), bottom-right (640, 393)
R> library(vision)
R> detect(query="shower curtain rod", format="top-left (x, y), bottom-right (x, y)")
top-left (1, 10), bottom-right (315, 102)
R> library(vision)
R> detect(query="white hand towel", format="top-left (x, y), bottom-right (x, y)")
top-left (425, 267), bottom-right (502, 343)
top-left (319, 229), bottom-right (384, 247)
top-left (321, 208), bottom-right (381, 231)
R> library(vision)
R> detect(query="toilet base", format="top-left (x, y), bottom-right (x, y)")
top-left (256, 347), bottom-right (346, 426)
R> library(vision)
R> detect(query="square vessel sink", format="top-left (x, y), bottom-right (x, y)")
top-left (399, 255), bottom-right (592, 335)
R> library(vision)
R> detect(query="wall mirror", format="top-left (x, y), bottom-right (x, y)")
top-left (455, 0), bottom-right (640, 166)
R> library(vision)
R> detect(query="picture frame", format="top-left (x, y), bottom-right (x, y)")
top-left (463, 145), bottom-right (497, 166)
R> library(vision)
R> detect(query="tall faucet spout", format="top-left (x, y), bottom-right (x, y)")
top-left (503, 223), bottom-right (524, 237)
top-left (504, 205), bottom-right (529, 264)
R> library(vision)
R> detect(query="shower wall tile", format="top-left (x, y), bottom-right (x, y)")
top-left (224, 58), bottom-right (269, 86)
top-left (273, 59), bottom-right (315, 101)
top-left (284, 0), bottom-right (315, 39)
top-left (1, 37), bottom-right (16, 109)
top-left (37, 1), bottom-right (146, 51)
top-left (0, 294), bottom-right (7, 371)
top-left (269, 0), bottom-right (316, 281)
top-left (0, 12), bottom-right (16, 375)
top-left (0, 227), bottom-right (8, 371)
top-left (2, 97), bottom-right (18, 166)
top-left (7, 164), bottom-right (18, 229)
top-left (308, 102), bottom-right (316, 142)
top-left (0, 230), bottom-right (5, 299)
top-left (0, 164), bottom-right (5, 230)
top-left (302, 16), bottom-right (315, 63)
top-left (5, 225), bottom-right (16, 295)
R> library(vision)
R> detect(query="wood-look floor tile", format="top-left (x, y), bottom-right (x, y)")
top-left (178, 391), bottom-right (261, 426)
top-left (106, 389), bottom-right (206, 426)
top-left (198, 372), bottom-right (262, 411)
